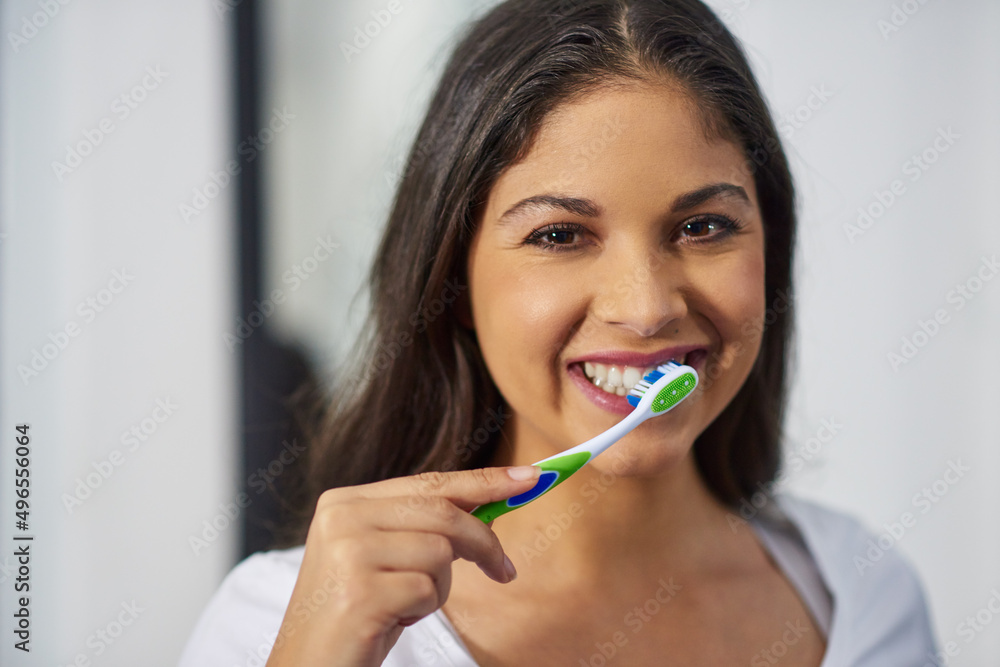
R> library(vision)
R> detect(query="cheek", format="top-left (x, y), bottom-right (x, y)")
top-left (722, 255), bottom-right (768, 337)
top-left (470, 254), bottom-right (585, 394)
top-left (691, 250), bottom-right (767, 371)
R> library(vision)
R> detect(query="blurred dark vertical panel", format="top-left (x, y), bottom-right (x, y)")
top-left (234, 0), bottom-right (261, 308)
top-left (234, 0), bottom-right (314, 558)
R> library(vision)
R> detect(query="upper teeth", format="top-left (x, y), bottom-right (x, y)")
top-left (582, 357), bottom-right (685, 396)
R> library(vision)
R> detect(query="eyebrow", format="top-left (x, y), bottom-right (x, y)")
top-left (497, 183), bottom-right (750, 225)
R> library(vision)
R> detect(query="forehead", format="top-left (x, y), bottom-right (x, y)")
top-left (484, 82), bottom-right (757, 216)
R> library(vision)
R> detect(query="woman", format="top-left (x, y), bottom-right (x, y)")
top-left (180, 1), bottom-right (938, 664)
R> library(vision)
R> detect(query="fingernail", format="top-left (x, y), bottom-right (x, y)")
top-left (507, 465), bottom-right (540, 481)
top-left (503, 554), bottom-right (517, 582)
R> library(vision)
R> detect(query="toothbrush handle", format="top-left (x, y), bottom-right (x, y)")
top-left (471, 412), bottom-right (649, 523)
top-left (545, 411), bottom-right (644, 462)
top-left (471, 451), bottom-right (591, 523)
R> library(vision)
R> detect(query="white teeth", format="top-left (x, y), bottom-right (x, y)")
top-left (578, 351), bottom-right (700, 397)
top-left (593, 363), bottom-right (608, 386)
top-left (581, 362), bottom-right (663, 394)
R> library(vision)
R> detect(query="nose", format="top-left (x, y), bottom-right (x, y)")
top-left (591, 248), bottom-right (688, 338)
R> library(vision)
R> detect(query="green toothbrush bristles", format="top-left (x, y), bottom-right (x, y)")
top-left (650, 372), bottom-right (697, 413)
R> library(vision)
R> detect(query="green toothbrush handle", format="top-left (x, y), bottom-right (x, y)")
top-left (471, 451), bottom-right (591, 523)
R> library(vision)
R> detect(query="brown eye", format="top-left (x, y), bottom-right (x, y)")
top-left (684, 220), bottom-right (714, 237)
top-left (543, 229), bottom-right (577, 244)
top-left (677, 215), bottom-right (745, 243)
top-left (523, 223), bottom-right (588, 252)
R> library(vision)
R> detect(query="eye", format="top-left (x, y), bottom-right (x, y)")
top-left (677, 214), bottom-right (746, 243)
top-left (522, 223), bottom-right (588, 251)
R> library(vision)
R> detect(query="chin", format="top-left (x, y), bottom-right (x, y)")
top-left (583, 426), bottom-right (696, 480)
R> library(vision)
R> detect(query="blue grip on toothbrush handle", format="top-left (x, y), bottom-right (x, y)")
top-left (470, 452), bottom-right (591, 523)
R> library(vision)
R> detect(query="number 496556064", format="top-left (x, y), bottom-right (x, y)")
top-left (15, 424), bottom-right (30, 529)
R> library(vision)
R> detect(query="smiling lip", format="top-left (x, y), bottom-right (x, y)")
top-left (566, 346), bottom-right (709, 416)
top-left (565, 344), bottom-right (709, 370)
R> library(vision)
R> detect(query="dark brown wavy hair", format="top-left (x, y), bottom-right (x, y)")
top-left (288, 0), bottom-right (796, 542)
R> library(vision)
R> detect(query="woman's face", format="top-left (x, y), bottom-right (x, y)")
top-left (466, 82), bottom-right (767, 477)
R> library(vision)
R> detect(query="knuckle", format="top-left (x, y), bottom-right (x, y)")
top-left (355, 617), bottom-right (387, 646)
top-left (413, 470), bottom-right (447, 495)
top-left (407, 574), bottom-right (438, 604)
top-left (424, 533), bottom-right (454, 563)
top-left (317, 487), bottom-right (338, 506)
top-left (338, 575), bottom-right (372, 610)
top-left (485, 532), bottom-right (504, 561)
top-left (312, 502), bottom-right (353, 539)
top-left (330, 537), bottom-right (368, 566)
top-left (424, 496), bottom-right (459, 524)
top-left (316, 487), bottom-right (347, 512)
top-left (469, 467), bottom-right (496, 489)
top-left (474, 523), bottom-right (503, 559)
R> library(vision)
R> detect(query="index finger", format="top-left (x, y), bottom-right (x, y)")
top-left (326, 466), bottom-right (541, 511)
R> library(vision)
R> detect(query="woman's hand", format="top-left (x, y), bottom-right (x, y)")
top-left (264, 465), bottom-right (541, 667)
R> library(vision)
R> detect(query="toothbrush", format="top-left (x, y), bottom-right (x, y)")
top-left (471, 361), bottom-right (699, 523)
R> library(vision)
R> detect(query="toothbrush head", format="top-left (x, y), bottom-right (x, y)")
top-left (626, 361), bottom-right (698, 413)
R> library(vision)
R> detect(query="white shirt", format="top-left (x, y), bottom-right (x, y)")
top-left (178, 494), bottom-right (938, 666)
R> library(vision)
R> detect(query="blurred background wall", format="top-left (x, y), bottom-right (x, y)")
top-left (1, 1), bottom-right (997, 665)
top-left (0, 1), bottom-right (238, 665)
